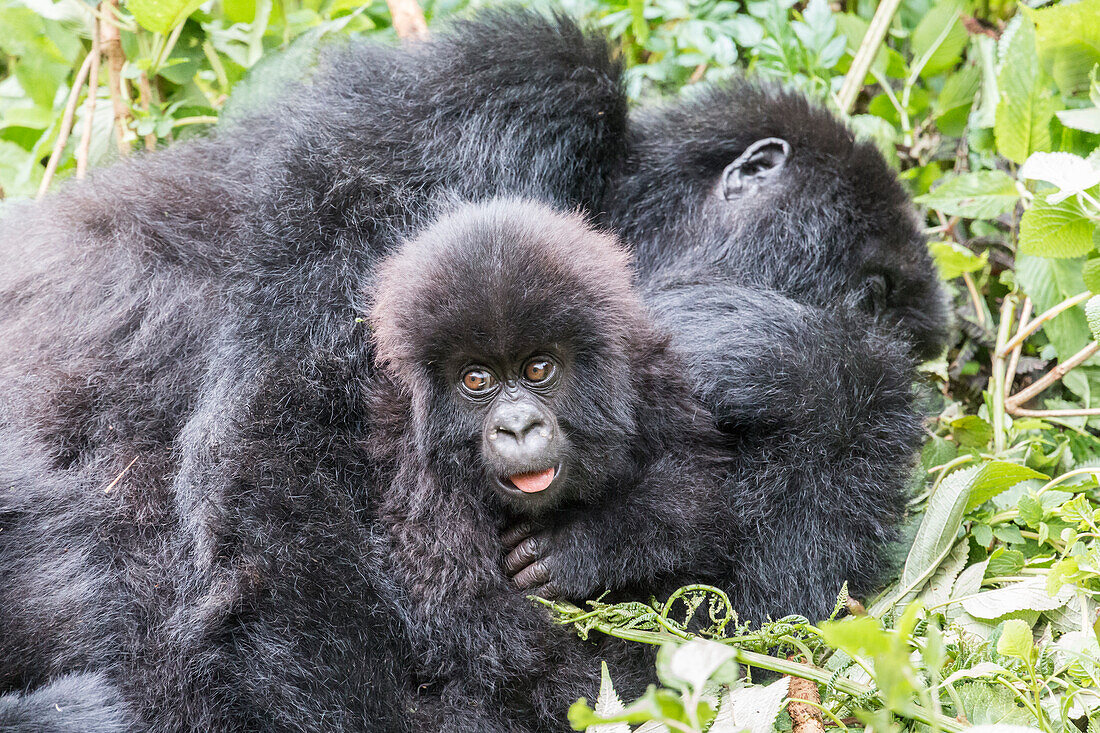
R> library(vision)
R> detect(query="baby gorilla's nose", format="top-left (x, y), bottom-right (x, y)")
top-left (487, 399), bottom-right (555, 462)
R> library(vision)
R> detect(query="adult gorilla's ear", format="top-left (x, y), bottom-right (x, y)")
top-left (718, 137), bottom-right (791, 199)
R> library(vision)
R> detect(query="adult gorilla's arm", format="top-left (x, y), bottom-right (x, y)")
top-left (645, 273), bottom-right (921, 623)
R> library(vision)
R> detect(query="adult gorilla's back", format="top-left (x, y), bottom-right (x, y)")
top-left (0, 12), bottom-right (625, 731)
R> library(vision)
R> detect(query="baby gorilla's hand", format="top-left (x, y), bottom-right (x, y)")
top-left (501, 522), bottom-right (555, 596)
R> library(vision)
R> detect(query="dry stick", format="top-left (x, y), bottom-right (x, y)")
top-left (961, 271), bottom-right (987, 328)
top-left (837, 0), bottom-right (903, 113)
top-left (386, 0), bottom-right (428, 41)
top-left (996, 291), bottom-right (1092, 358)
top-left (101, 0), bottom-right (131, 155)
top-left (76, 17), bottom-right (101, 179)
top-left (788, 674), bottom-right (827, 733)
top-left (1004, 296), bottom-right (1032, 399)
top-left (37, 49), bottom-right (95, 199)
top-left (1006, 340), bottom-right (1100, 411)
top-left (137, 71), bottom-right (157, 151)
top-left (1009, 406), bottom-right (1100, 418)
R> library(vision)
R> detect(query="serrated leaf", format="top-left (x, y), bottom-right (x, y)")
top-left (918, 540), bottom-right (969, 608)
top-left (995, 17), bottom-right (1056, 164)
top-left (1018, 152), bottom-right (1100, 204)
top-left (1019, 194), bottom-right (1097, 259)
top-left (588, 662), bottom-right (630, 733)
top-left (951, 415), bottom-right (994, 448)
top-left (961, 577), bottom-right (1074, 619)
top-left (716, 678), bottom-right (790, 733)
top-left (966, 461), bottom-right (1048, 510)
top-left (929, 241), bottom-right (988, 280)
top-left (126, 0), bottom-right (205, 34)
top-left (916, 171), bottom-right (1020, 219)
top-left (1026, 0), bottom-right (1100, 97)
top-left (996, 619), bottom-right (1034, 661)
top-left (935, 63), bottom-right (982, 136)
top-left (1015, 254), bottom-right (1093, 357)
top-left (1084, 259), bottom-right (1100, 293)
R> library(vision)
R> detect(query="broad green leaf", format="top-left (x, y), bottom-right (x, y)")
top-left (962, 578), bottom-right (1074, 618)
top-left (995, 17), bottom-right (1056, 164)
top-left (888, 465), bottom-right (980, 610)
top-left (1056, 107), bottom-right (1100, 134)
top-left (929, 241), bottom-right (987, 280)
top-left (916, 171), bottom-right (1019, 219)
top-left (910, 0), bottom-right (967, 78)
top-left (126, 0), bottom-right (206, 34)
top-left (1025, 0), bottom-right (1100, 97)
top-left (819, 615), bottom-right (892, 657)
top-left (966, 461), bottom-right (1048, 510)
top-left (935, 63), bottom-right (982, 136)
top-left (995, 619), bottom-right (1034, 661)
top-left (1087, 295), bottom-right (1100, 340)
top-left (951, 415), bottom-right (993, 448)
top-left (1018, 194), bottom-right (1097, 259)
top-left (986, 548), bottom-right (1026, 577)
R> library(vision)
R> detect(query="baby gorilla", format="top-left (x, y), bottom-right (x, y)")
top-left (367, 198), bottom-right (726, 728)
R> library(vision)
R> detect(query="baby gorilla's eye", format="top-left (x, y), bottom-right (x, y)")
top-left (461, 368), bottom-right (496, 395)
top-left (523, 358), bottom-right (555, 384)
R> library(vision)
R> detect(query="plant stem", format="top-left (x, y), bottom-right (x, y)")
top-left (991, 295), bottom-right (1018, 454)
top-left (996, 292), bottom-right (1091, 358)
top-left (837, 0), bottom-right (902, 113)
top-left (1006, 340), bottom-right (1100, 411)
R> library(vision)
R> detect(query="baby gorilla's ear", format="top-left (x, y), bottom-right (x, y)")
top-left (718, 137), bottom-right (790, 199)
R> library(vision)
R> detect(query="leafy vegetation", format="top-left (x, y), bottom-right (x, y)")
top-left (2, 0), bottom-right (1100, 731)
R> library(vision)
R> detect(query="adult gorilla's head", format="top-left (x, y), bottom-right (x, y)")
top-left (606, 78), bottom-right (950, 361)
top-left (371, 198), bottom-right (651, 515)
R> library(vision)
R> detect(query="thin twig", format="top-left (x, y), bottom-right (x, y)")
top-left (996, 291), bottom-right (1091, 358)
top-left (37, 49), bottom-right (95, 198)
top-left (386, 0), bottom-right (428, 41)
top-left (1004, 296), bottom-right (1032, 399)
top-left (837, 0), bottom-right (903, 113)
top-left (962, 271), bottom-right (987, 328)
top-left (1008, 406), bottom-right (1100, 418)
top-left (101, 0), bottom-right (131, 155)
top-left (1006, 340), bottom-right (1100, 410)
top-left (76, 15), bottom-right (101, 179)
top-left (991, 295), bottom-right (1017, 454)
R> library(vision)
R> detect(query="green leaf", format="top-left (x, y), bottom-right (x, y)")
top-left (1025, 0), bottom-right (1100, 97)
top-left (994, 16), bottom-right (1057, 164)
top-left (986, 547), bottom-right (1026, 576)
top-left (915, 171), bottom-right (1019, 219)
top-left (995, 619), bottom-right (1034, 661)
top-left (963, 578), bottom-right (1073, 618)
top-left (126, 0), bottom-right (206, 34)
top-left (1087, 295), bottom-right (1100, 340)
top-left (910, 0), bottom-right (967, 78)
top-left (935, 63), bottom-right (982, 136)
top-left (951, 415), bottom-right (993, 448)
top-left (656, 640), bottom-right (738, 693)
top-left (966, 461), bottom-right (1048, 510)
top-left (929, 241), bottom-right (987, 280)
top-left (819, 615), bottom-right (891, 657)
top-left (1019, 194), bottom-right (1097, 259)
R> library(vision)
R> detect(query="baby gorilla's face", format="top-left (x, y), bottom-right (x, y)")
top-left (454, 350), bottom-right (573, 513)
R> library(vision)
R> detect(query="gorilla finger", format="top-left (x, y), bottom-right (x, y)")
top-left (529, 582), bottom-right (561, 600)
top-left (503, 535), bottom-right (546, 576)
top-left (500, 522), bottom-right (539, 550)
top-left (512, 561), bottom-right (551, 590)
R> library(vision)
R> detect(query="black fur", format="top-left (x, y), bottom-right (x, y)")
top-left (0, 673), bottom-right (137, 733)
top-left (0, 8), bottom-right (939, 730)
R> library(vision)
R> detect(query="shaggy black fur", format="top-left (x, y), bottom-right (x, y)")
top-left (0, 8), bottom-right (938, 730)
top-left (365, 198), bottom-right (727, 729)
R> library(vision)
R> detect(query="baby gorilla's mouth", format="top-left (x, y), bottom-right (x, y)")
top-left (504, 466), bottom-right (558, 493)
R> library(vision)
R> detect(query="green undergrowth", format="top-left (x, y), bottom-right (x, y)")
top-left (2, 0), bottom-right (1100, 731)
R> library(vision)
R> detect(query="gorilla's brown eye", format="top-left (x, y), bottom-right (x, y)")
top-left (523, 358), bottom-right (555, 384)
top-left (461, 368), bottom-right (495, 394)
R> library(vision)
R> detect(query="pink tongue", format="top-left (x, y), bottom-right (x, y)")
top-left (509, 467), bottom-right (556, 493)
